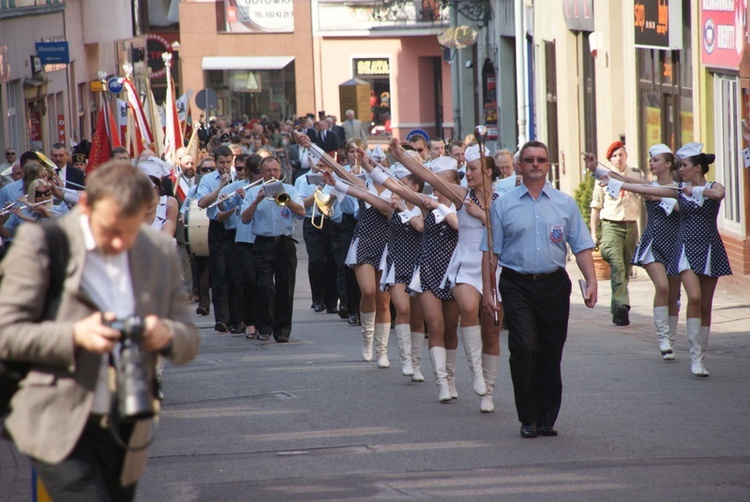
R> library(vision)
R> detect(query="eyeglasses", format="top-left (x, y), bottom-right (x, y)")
top-left (201, 166), bottom-right (215, 173)
top-left (414, 148), bottom-right (425, 153)
top-left (6, 152), bottom-right (15, 156)
top-left (253, 169), bottom-right (261, 174)
top-left (521, 156), bottom-right (549, 165)
top-left (35, 190), bottom-right (51, 198)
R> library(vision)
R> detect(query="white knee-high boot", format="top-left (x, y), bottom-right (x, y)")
top-left (410, 332), bottom-right (425, 382)
top-left (360, 311), bottom-right (376, 362)
top-left (460, 325), bottom-right (487, 396)
top-left (429, 346), bottom-right (451, 402)
top-left (394, 324), bottom-right (413, 376)
top-left (445, 349), bottom-right (458, 399)
top-left (686, 318), bottom-right (708, 377)
top-left (374, 322), bottom-right (391, 368)
top-left (479, 353), bottom-right (500, 413)
top-left (668, 316), bottom-right (679, 348)
top-left (654, 307), bottom-right (674, 360)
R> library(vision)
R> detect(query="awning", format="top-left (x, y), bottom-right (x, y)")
top-left (202, 56), bottom-right (294, 71)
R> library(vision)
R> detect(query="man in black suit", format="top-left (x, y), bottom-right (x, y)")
top-left (50, 143), bottom-right (86, 190)
top-left (314, 119), bottom-right (340, 155)
top-left (328, 115), bottom-right (346, 145)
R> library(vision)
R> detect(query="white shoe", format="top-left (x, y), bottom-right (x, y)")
top-left (360, 311), bottom-right (375, 362)
top-left (410, 332), bottom-right (425, 382)
top-left (374, 322), bottom-right (391, 368)
top-left (394, 324), bottom-right (413, 376)
top-left (687, 318), bottom-right (709, 377)
top-left (461, 325), bottom-right (487, 396)
top-left (654, 307), bottom-right (674, 361)
top-left (446, 349), bottom-right (458, 399)
top-left (430, 347), bottom-right (451, 402)
top-left (479, 354), bottom-right (499, 413)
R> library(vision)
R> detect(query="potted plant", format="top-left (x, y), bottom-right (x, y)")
top-left (574, 173), bottom-right (611, 280)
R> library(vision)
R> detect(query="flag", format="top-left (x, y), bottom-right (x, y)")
top-left (86, 104), bottom-right (113, 174)
top-left (164, 61), bottom-right (183, 168)
top-left (122, 78), bottom-right (153, 156)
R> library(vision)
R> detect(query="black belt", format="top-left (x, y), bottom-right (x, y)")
top-left (255, 235), bottom-right (292, 243)
top-left (503, 267), bottom-right (564, 282)
top-left (602, 220), bottom-right (636, 225)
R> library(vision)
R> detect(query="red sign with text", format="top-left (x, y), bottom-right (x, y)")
top-left (29, 111), bottom-right (42, 141)
top-left (701, 1), bottom-right (745, 70)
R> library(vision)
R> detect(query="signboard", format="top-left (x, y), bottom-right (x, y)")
top-left (57, 114), bottom-right (66, 143)
top-left (634, 0), bottom-right (683, 50)
top-left (146, 34), bottom-right (173, 79)
top-left (36, 41), bottom-right (70, 64)
top-left (562, 0), bottom-right (594, 32)
top-left (29, 111), bottom-right (42, 142)
top-left (354, 59), bottom-right (390, 77)
top-left (701, 0), bottom-right (745, 70)
top-left (224, 0), bottom-right (294, 33)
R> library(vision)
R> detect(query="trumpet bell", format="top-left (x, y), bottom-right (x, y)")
top-left (275, 192), bottom-right (290, 207)
top-left (311, 188), bottom-right (334, 229)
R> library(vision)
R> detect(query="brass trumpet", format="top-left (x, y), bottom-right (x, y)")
top-left (263, 178), bottom-right (289, 206)
top-left (311, 188), bottom-right (334, 229)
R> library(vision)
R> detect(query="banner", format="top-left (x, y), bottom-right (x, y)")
top-left (224, 0), bottom-right (294, 33)
top-left (701, 0), bottom-right (747, 70)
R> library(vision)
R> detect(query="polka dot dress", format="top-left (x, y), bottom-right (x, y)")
top-left (667, 182), bottom-right (732, 277)
top-left (346, 199), bottom-right (390, 269)
top-left (632, 183), bottom-right (680, 269)
top-left (381, 210), bottom-right (422, 290)
top-left (416, 210), bottom-right (458, 300)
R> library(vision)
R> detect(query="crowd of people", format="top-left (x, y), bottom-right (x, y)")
top-left (0, 111), bottom-right (735, 499)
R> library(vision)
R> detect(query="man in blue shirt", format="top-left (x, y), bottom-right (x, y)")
top-left (197, 146), bottom-right (233, 332)
top-left (481, 140), bottom-right (598, 439)
top-left (241, 156), bottom-right (305, 342)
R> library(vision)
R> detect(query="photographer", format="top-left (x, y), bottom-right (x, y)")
top-left (0, 162), bottom-right (200, 501)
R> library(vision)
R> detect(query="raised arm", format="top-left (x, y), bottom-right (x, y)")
top-left (322, 170), bottom-right (393, 218)
top-left (359, 150), bottom-right (429, 207)
top-left (294, 131), bottom-right (365, 189)
top-left (389, 138), bottom-right (466, 207)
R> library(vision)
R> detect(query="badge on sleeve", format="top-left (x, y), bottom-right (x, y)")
top-left (550, 224), bottom-right (564, 243)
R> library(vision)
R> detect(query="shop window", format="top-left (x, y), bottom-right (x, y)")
top-left (713, 74), bottom-right (744, 234)
top-left (353, 58), bottom-right (391, 131)
top-left (6, 81), bottom-right (19, 152)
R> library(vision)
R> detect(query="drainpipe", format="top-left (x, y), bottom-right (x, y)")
top-left (515, 0), bottom-right (527, 147)
top-left (451, 5), bottom-right (461, 139)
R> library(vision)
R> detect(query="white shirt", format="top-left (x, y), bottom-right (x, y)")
top-left (79, 215), bottom-right (135, 413)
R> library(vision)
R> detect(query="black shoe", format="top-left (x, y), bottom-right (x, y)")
top-left (613, 305), bottom-right (630, 326)
top-left (274, 331), bottom-right (290, 343)
top-left (229, 323), bottom-right (245, 334)
top-left (257, 332), bottom-right (271, 341)
top-left (347, 313), bottom-right (360, 326)
top-left (338, 307), bottom-right (348, 319)
top-left (539, 425), bottom-right (558, 437)
top-left (520, 424), bottom-right (538, 438)
top-left (196, 307), bottom-right (209, 316)
top-left (214, 321), bottom-right (228, 333)
top-left (313, 302), bottom-right (326, 313)
top-left (326, 307), bottom-right (338, 314)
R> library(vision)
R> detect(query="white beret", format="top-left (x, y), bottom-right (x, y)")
top-left (675, 142), bottom-right (703, 159)
top-left (648, 144), bottom-right (672, 158)
top-left (429, 156), bottom-right (458, 174)
top-left (464, 144), bottom-right (481, 163)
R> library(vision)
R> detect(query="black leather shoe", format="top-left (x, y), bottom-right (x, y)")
top-left (613, 305), bottom-right (630, 326)
top-left (196, 307), bottom-right (209, 316)
top-left (347, 314), bottom-right (360, 326)
top-left (229, 323), bottom-right (245, 334)
top-left (338, 307), bottom-right (348, 319)
top-left (326, 307), bottom-right (338, 314)
top-left (313, 302), bottom-right (326, 313)
top-left (539, 425), bottom-right (558, 437)
top-left (214, 321), bottom-right (228, 333)
top-left (274, 331), bottom-right (290, 343)
top-left (257, 332), bottom-right (271, 341)
top-left (520, 424), bottom-right (538, 438)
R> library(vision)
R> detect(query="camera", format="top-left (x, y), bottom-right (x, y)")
top-left (106, 315), bottom-right (155, 421)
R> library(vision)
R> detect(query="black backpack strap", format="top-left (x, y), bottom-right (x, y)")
top-left (40, 221), bottom-right (70, 319)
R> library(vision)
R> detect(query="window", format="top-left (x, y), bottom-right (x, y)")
top-left (6, 80), bottom-right (19, 152)
top-left (713, 74), bottom-right (743, 235)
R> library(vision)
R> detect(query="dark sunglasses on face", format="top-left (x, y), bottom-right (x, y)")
top-left (6, 152), bottom-right (15, 156)
top-left (35, 190), bottom-right (51, 198)
top-left (522, 156), bottom-right (549, 165)
top-left (201, 166), bottom-right (215, 173)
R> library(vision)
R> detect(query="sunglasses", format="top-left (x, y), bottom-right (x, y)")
top-left (6, 152), bottom-right (16, 156)
top-left (414, 148), bottom-right (425, 153)
top-left (253, 169), bottom-right (261, 174)
top-left (201, 166), bottom-right (216, 173)
top-left (521, 156), bottom-right (549, 165)
top-left (35, 190), bottom-right (51, 198)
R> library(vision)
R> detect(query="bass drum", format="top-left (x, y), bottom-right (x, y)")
top-left (185, 200), bottom-right (210, 257)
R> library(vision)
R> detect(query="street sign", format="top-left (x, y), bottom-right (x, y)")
top-left (36, 41), bottom-right (70, 65)
top-left (107, 77), bottom-right (124, 95)
top-left (195, 88), bottom-right (218, 111)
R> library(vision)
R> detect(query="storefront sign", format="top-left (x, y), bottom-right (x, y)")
top-left (147, 34), bottom-right (173, 79)
top-left (30, 111), bottom-right (42, 142)
top-left (57, 114), bottom-right (66, 143)
top-left (701, 0), bottom-right (745, 70)
top-left (224, 0), bottom-right (294, 33)
top-left (36, 41), bottom-right (70, 65)
top-left (634, 0), bottom-right (682, 49)
top-left (354, 59), bottom-right (390, 77)
top-left (562, 0), bottom-right (594, 32)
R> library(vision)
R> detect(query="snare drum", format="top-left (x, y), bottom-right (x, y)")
top-left (185, 200), bottom-right (210, 256)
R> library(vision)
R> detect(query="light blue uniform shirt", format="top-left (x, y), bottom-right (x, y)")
top-left (217, 180), bottom-right (247, 231)
top-left (337, 165), bottom-right (360, 218)
top-left (0, 179), bottom-right (23, 209)
top-left (195, 170), bottom-right (227, 221)
top-left (495, 175), bottom-right (518, 196)
top-left (480, 182), bottom-right (594, 274)
top-left (4, 203), bottom-right (69, 236)
top-left (293, 173), bottom-right (341, 223)
top-left (241, 182), bottom-right (303, 237)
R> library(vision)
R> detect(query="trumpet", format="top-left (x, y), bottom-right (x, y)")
top-left (263, 178), bottom-right (289, 206)
top-left (208, 178), bottom-right (264, 209)
top-left (311, 187), bottom-right (335, 229)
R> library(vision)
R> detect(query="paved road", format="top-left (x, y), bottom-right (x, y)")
top-left (3, 236), bottom-right (750, 500)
